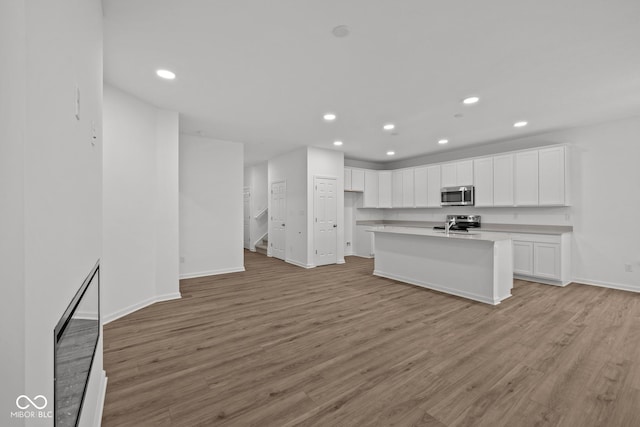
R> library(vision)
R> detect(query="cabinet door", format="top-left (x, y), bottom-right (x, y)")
top-left (515, 150), bottom-right (539, 206)
top-left (402, 169), bottom-right (414, 207)
top-left (392, 170), bottom-right (403, 207)
top-left (534, 243), bottom-right (561, 280)
top-left (344, 168), bottom-right (352, 191)
top-left (473, 157), bottom-right (493, 207)
top-left (513, 240), bottom-right (534, 276)
top-left (457, 160), bottom-right (474, 186)
top-left (493, 154), bottom-right (514, 206)
top-left (441, 163), bottom-right (457, 188)
top-left (351, 169), bottom-right (365, 192)
top-left (538, 147), bottom-right (565, 206)
top-left (414, 167), bottom-right (428, 207)
top-left (427, 165), bottom-right (442, 208)
top-left (378, 171), bottom-right (392, 208)
top-left (363, 170), bottom-right (379, 208)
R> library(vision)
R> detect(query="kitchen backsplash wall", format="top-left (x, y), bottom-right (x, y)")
top-left (383, 206), bottom-right (572, 226)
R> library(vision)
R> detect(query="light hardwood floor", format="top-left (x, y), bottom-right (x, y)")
top-left (102, 251), bottom-right (640, 426)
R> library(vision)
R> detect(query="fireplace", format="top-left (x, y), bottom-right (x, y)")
top-left (54, 260), bottom-right (100, 427)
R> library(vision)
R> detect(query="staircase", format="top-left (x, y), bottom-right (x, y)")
top-left (255, 234), bottom-right (268, 255)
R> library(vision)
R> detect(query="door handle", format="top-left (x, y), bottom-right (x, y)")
top-left (282, 223), bottom-right (285, 227)
top-left (333, 224), bottom-right (337, 228)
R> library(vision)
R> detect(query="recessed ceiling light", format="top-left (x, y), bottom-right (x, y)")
top-left (513, 121), bottom-right (528, 128)
top-left (438, 139), bottom-right (449, 144)
top-left (462, 96), bottom-right (479, 105)
top-left (333, 140), bottom-right (343, 146)
top-left (383, 124), bottom-right (395, 131)
top-left (386, 151), bottom-right (395, 156)
top-left (156, 69), bottom-right (176, 80)
top-left (323, 113), bottom-right (336, 121)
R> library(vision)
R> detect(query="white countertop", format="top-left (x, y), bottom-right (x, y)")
top-left (356, 220), bottom-right (572, 235)
top-left (368, 226), bottom-right (512, 242)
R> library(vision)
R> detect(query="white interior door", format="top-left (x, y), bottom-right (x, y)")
top-left (243, 187), bottom-right (250, 249)
top-left (270, 181), bottom-right (286, 260)
top-left (314, 177), bottom-right (337, 266)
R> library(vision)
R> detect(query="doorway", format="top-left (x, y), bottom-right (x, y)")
top-left (270, 181), bottom-right (286, 260)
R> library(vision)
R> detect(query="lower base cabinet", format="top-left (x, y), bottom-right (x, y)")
top-left (511, 233), bottom-right (570, 285)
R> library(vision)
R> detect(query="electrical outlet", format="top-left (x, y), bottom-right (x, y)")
top-left (180, 257), bottom-right (185, 263)
top-left (625, 264), bottom-right (633, 273)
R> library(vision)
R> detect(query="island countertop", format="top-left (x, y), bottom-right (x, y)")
top-left (367, 225), bottom-right (511, 242)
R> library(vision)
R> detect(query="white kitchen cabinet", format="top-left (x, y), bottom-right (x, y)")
top-left (344, 168), bottom-right (352, 191)
top-left (493, 154), bottom-right (514, 206)
top-left (538, 146), bottom-right (566, 206)
top-left (441, 160), bottom-right (473, 187)
top-left (534, 242), bottom-right (561, 280)
top-left (378, 171), bottom-right (392, 208)
top-left (426, 165), bottom-right (441, 208)
top-left (363, 170), bottom-right (379, 208)
top-left (457, 160), bottom-right (474, 186)
top-left (414, 166), bottom-right (428, 207)
top-left (441, 163), bottom-right (457, 187)
top-left (351, 169), bottom-right (365, 192)
top-left (473, 157), bottom-right (493, 207)
top-left (402, 169), bottom-right (414, 207)
top-left (510, 232), bottom-right (571, 285)
top-left (392, 170), bottom-right (403, 207)
top-left (513, 240), bottom-right (534, 276)
top-left (515, 150), bottom-right (539, 206)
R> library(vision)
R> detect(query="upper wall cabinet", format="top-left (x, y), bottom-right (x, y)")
top-left (515, 150), bottom-right (539, 206)
top-left (392, 170), bottom-right (403, 208)
top-left (344, 168), bottom-right (352, 191)
top-left (344, 168), bottom-right (365, 192)
top-left (441, 160), bottom-right (473, 187)
top-left (493, 154), bottom-right (514, 206)
top-left (346, 144), bottom-right (569, 210)
top-left (378, 171), bottom-right (392, 208)
top-left (538, 146), bottom-right (568, 206)
top-left (473, 157), bottom-right (494, 207)
top-left (363, 170), bottom-right (379, 208)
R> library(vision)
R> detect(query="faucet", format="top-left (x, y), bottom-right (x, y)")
top-left (445, 216), bottom-right (456, 234)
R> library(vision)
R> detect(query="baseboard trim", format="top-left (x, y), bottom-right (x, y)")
top-left (373, 269), bottom-right (509, 306)
top-left (286, 258), bottom-right (315, 269)
top-left (103, 292), bottom-right (182, 324)
top-left (337, 259), bottom-right (346, 264)
top-left (94, 370), bottom-right (107, 427)
top-left (514, 274), bottom-right (569, 287)
top-left (572, 277), bottom-right (640, 294)
top-left (179, 267), bottom-right (245, 280)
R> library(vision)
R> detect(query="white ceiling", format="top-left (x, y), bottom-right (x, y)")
top-left (103, 0), bottom-right (640, 165)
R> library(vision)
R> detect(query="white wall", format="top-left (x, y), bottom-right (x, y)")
top-left (244, 162), bottom-right (268, 250)
top-left (180, 135), bottom-right (244, 278)
top-left (103, 85), bottom-right (180, 322)
top-left (268, 148), bottom-right (308, 266)
top-left (0, 1), bottom-right (26, 423)
top-left (0, 0), bottom-right (105, 425)
top-left (377, 116), bottom-right (640, 291)
top-left (308, 147), bottom-right (345, 264)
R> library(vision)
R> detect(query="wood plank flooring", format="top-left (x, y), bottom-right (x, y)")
top-left (102, 251), bottom-right (640, 426)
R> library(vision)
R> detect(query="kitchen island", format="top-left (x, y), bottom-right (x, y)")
top-left (370, 226), bottom-right (513, 305)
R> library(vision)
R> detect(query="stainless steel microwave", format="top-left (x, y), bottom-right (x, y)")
top-left (441, 186), bottom-right (475, 206)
